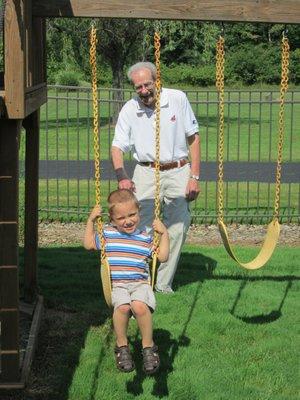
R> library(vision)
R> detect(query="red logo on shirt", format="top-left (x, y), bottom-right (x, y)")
top-left (171, 115), bottom-right (176, 122)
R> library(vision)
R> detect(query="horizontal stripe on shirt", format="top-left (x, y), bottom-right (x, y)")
top-left (95, 225), bottom-right (153, 283)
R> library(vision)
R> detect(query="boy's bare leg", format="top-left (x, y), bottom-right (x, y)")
top-left (131, 301), bottom-right (153, 348)
top-left (113, 304), bottom-right (131, 347)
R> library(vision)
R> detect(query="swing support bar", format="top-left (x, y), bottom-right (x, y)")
top-left (32, 0), bottom-right (300, 24)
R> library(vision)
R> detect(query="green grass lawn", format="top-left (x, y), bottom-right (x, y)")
top-left (34, 87), bottom-right (300, 162)
top-left (17, 86), bottom-right (300, 223)
top-left (11, 244), bottom-right (299, 400)
top-left (33, 179), bottom-right (299, 224)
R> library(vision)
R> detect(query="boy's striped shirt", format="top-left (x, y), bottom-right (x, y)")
top-left (94, 225), bottom-right (153, 283)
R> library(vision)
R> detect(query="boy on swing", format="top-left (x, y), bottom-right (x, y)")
top-left (84, 189), bottom-right (169, 374)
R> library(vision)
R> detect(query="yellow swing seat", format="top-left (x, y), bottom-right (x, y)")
top-left (218, 219), bottom-right (280, 270)
top-left (100, 257), bottom-right (112, 308)
top-left (215, 34), bottom-right (290, 270)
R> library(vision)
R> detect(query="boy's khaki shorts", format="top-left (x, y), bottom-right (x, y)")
top-left (112, 281), bottom-right (156, 312)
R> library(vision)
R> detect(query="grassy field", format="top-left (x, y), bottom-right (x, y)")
top-left (34, 87), bottom-right (300, 162)
top-left (4, 244), bottom-right (298, 400)
top-left (18, 86), bottom-right (300, 223)
top-left (32, 179), bottom-right (299, 224)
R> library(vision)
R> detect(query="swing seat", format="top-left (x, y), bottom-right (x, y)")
top-left (101, 257), bottom-right (112, 307)
top-left (218, 219), bottom-right (280, 270)
top-left (150, 253), bottom-right (158, 289)
top-left (216, 35), bottom-right (289, 270)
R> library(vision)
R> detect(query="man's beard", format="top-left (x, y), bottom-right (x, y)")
top-left (139, 90), bottom-right (155, 106)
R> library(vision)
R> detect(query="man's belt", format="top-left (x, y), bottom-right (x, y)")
top-left (138, 158), bottom-right (189, 171)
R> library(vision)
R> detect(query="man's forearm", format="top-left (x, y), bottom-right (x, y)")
top-left (111, 145), bottom-right (132, 185)
top-left (111, 146), bottom-right (128, 181)
top-left (111, 145), bottom-right (125, 170)
top-left (115, 168), bottom-right (129, 182)
top-left (188, 133), bottom-right (201, 176)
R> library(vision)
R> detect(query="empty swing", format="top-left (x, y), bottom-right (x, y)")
top-left (215, 32), bottom-right (290, 270)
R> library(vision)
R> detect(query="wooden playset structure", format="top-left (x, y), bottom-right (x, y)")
top-left (0, 0), bottom-right (299, 390)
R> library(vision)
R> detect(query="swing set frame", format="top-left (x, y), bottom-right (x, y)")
top-left (0, 0), bottom-right (299, 389)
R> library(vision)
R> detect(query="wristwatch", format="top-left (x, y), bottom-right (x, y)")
top-left (190, 174), bottom-right (200, 181)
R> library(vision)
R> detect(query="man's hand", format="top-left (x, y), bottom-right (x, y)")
top-left (185, 178), bottom-right (200, 201)
top-left (118, 178), bottom-right (136, 192)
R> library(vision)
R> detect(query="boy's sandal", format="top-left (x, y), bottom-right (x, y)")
top-left (114, 345), bottom-right (135, 372)
top-left (142, 344), bottom-right (160, 375)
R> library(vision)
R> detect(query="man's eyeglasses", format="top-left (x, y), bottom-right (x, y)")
top-left (134, 81), bottom-right (154, 92)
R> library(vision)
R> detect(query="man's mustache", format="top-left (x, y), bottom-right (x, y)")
top-left (140, 92), bottom-right (154, 98)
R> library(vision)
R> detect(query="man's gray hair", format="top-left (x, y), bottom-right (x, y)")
top-left (127, 62), bottom-right (157, 82)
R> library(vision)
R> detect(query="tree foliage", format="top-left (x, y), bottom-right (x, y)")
top-left (45, 19), bottom-right (300, 88)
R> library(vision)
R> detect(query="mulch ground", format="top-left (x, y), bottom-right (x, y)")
top-left (37, 221), bottom-right (300, 247)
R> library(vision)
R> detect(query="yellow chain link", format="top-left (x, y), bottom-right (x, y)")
top-left (215, 36), bottom-right (225, 222)
top-left (274, 36), bottom-right (290, 220)
top-left (216, 35), bottom-right (289, 223)
top-left (89, 25), bottom-right (106, 262)
top-left (153, 30), bottom-right (161, 251)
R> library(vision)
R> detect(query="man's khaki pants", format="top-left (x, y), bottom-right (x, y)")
top-left (133, 163), bottom-right (191, 292)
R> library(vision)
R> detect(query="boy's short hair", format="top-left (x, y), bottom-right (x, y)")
top-left (108, 189), bottom-right (139, 216)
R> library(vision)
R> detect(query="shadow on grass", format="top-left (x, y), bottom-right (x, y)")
top-left (230, 279), bottom-right (293, 324)
top-left (9, 246), bottom-right (298, 399)
top-left (126, 328), bottom-right (190, 398)
top-left (173, 248), bottom-right (298, 326)
top-left (15, 246), bottom-right (113, 400)
top-left (126, 278), bottom-right (203, 398)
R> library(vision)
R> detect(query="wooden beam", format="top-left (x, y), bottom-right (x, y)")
top-left (4, 0), bottom-right (26, 118)
top-left (0, 119), bottom-right (21, 383)
top-left (31, 18), bottom-right (47, 86)
top-left (25, 84), bottom-right (47, 117)
top-left (4, 2), bottom-right (47, 118)
top-left (23, 111), bottom-right (40, 303)
top-left (20, 296), bottom-right (44, 385)
top-left (0, 296), bottom-right (43, 389)
top-left (32, 0), bottom-right (300, 23)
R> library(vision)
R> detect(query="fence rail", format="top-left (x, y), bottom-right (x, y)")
top-left (19, 85), bottom-right (300, 224)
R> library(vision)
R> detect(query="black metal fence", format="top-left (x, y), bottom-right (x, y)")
top-left (20, 85), bottom-right (300, 223)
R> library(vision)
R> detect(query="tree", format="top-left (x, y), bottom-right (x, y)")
top-left (143, 21), bottom-right (218, 66)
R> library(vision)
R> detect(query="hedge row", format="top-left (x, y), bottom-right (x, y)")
top-left (52, 46), bottom-right (300, 88)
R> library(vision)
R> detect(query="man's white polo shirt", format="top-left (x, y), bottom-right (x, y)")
top-left (112, 88), bottom-right (199, 163)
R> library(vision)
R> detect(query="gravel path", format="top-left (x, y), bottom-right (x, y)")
top-left (37, 222), bottom-right (300, 247)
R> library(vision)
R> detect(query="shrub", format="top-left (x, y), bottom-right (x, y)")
top-left (227, 43), bottom-right (283, 85)
top-left (290, 49), bottom-right (300, 84)
top-left (55, 70), bottom-right (81, 86)
top-left (227, 45), bottom-right (261, 85)
top-left (161, 63), bottom-right (215, 87)
top-left (97, 67), bottom-right (112, 86)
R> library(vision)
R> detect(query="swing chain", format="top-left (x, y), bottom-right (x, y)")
top-left (274, 36), bottom-right (290, 220)
top-left (216, 34), bottom-right (289, 223)
top-left (89, 25), bottom-right (106, 262)
top-left (153, 30), bottom-right (161, 251)
top-left (216, 36), bottom-right (225, 222)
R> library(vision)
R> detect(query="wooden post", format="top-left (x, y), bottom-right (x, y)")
top-left (0, 119), bottom-right (21, 382)
top-left (23, 111), bottom-right (39, 303)
top-left (4, 0), bottom-right (26, 118)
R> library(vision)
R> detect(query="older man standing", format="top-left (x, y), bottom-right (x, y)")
top-left (111, 62), bottom-right (200, 293)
